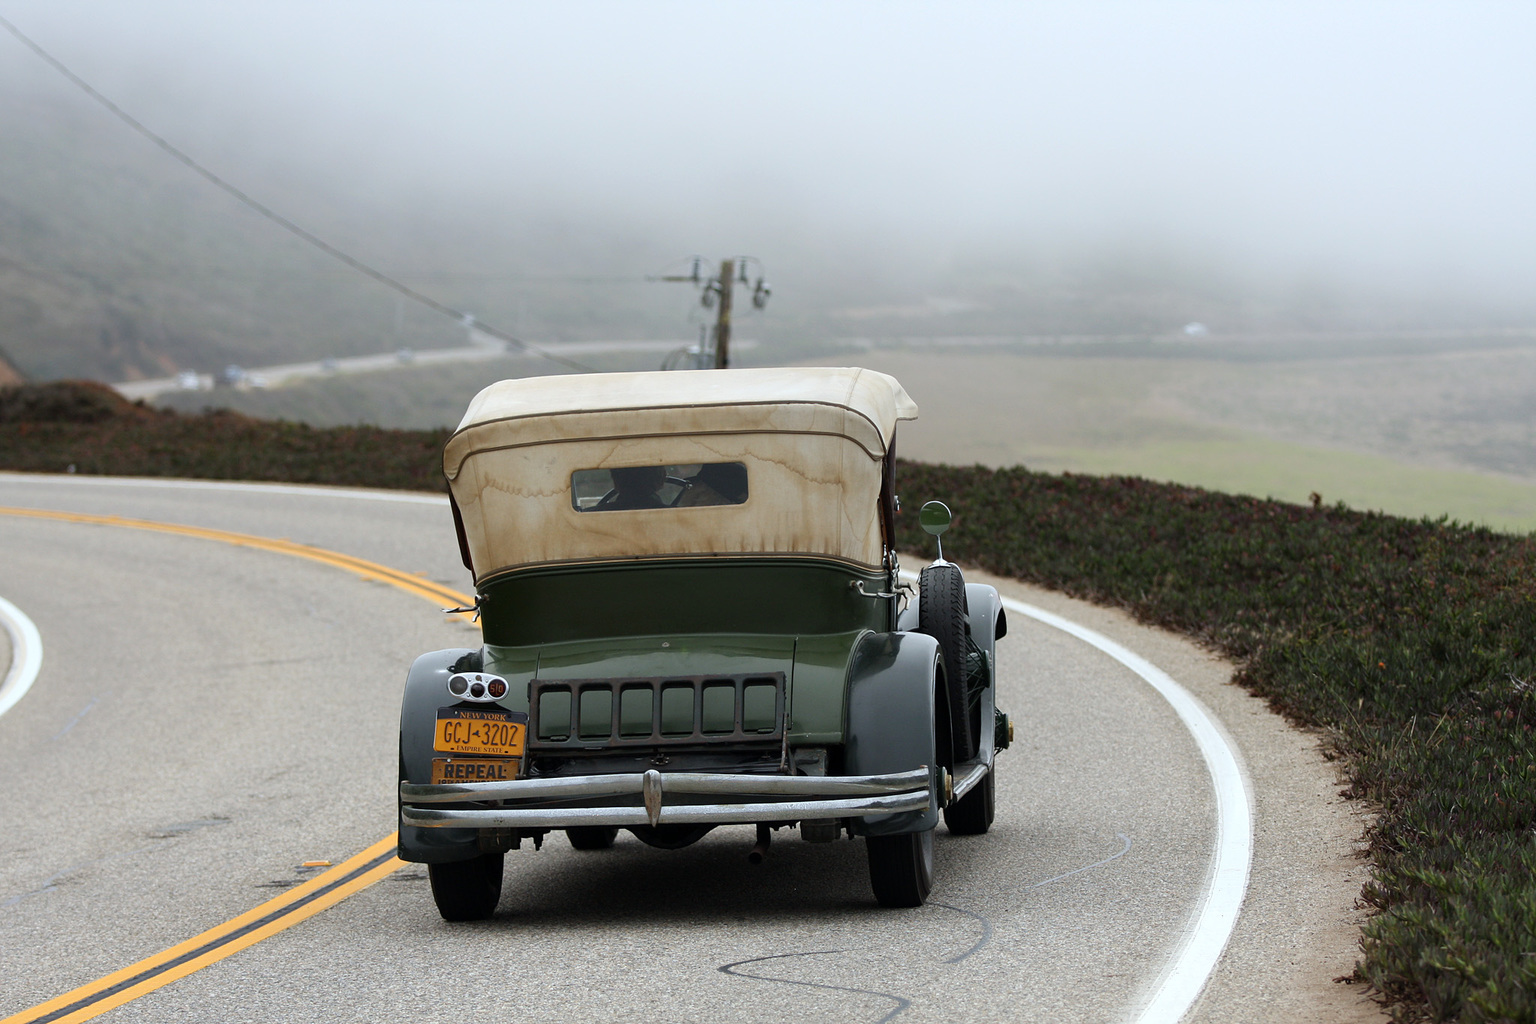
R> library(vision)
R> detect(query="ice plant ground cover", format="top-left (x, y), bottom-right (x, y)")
top-left (0, 381), bottom-right (449, 491)
top-left (4, 380), bottom-right (1533, 1021)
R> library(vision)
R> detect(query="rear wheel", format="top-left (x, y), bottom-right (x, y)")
top-left (867, 829), bottom-right (935, 908)
top-left (918, 563), bottom-right (975, 762)
top-left (944, 766), bottom-right (995, 835)
top-left (566, 826), bottom-right (619, 850)
top-left (428, 852), bottom-right (504, 921)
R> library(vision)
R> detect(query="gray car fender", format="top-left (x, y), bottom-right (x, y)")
top-left (843, 631), bottom-right (942, 837)
top-left (965, 582), bottom-right (1006, 651)
top-left (398, 647), bottom-right (482, 863)
top-left (963, 583), bottom-right (1005, 765)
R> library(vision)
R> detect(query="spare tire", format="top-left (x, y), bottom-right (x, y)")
top-left (918, 562), bottom-right (975, 763)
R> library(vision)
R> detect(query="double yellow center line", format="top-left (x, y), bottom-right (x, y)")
top-left (0, 506), bottom-right (474, 614)
top-left (9, 838), bottom-right (402, 1024)
top-left (0, 506), bottom-right (474, 1024)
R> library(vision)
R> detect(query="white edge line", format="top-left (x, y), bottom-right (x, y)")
top-left (0, 594), bottom-right (44, 719)
top-left (899, 565), bottom-right (1252, 1021)
top-left (1005, 597), bottom-right (1253, 1024)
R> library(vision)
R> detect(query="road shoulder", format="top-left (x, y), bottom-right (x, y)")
top-left (963, 567), bottom-right (1388, 1023)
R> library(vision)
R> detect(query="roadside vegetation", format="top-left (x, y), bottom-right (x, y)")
top-left (0, 381), bottom-right (449, 491)
top-left (3, 380), bottom-right (1532, 1021)
top-left (894, 462), bottom-right (1536, 1024)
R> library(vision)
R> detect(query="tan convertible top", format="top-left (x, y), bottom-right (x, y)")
top-left (444, 367), bottom-right (918, 580)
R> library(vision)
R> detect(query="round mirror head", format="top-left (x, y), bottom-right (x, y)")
top-left (919, 500), bottom-right (952, 537)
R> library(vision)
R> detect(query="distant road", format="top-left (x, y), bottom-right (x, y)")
top-left (112, 334), bottom-right (755, 401)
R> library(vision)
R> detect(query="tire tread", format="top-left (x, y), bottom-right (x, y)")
top-left (918, 563), bottom-right (975, 762)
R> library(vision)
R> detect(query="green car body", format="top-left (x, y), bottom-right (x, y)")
top-left (397, 367), bottom-right (1008, 916)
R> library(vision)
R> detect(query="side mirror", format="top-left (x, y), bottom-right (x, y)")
top-left (919, 500), bottom-right (951, 536)
top-left (919, 500), bottom-right (952, 562)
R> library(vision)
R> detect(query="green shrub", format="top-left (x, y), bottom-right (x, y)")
top-left (0, 381), bottom-right (449, 491)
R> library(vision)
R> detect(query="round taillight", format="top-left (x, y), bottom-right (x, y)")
top-left (487, 679), bottom-right (507, 699)
top-left (448, 675), bottom-right (468, 695)
top-left (469, 682), bottom-right (485, 698)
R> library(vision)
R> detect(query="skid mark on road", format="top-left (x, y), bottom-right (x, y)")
top-left (1, 845), bottom-right (159, 910)
top-left (719, 950), bottom-right (912, 1024)
top-left (721, 890), bottom-right (1000, 1016)
top-left (2, 822), bottom-right (224, 912)
top-left (788, 830), bottom-right (1126, 1009)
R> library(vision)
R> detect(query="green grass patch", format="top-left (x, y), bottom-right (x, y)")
top-left (4, 381), bottom-right (1533, 1021)
top-left (1041, 436), bottom-right (1536, 535)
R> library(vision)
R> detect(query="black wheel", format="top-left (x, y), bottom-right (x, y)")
top-left (427, 852), bottom-right (504, 921)
top-left (867, 829), bottom-right (935, 908)
top-left (566, 826), bottom-right (619, 850)
top-left (944, 766), bottom-right (995, 835)
top-left (918, 563), bottom-right (975, 763)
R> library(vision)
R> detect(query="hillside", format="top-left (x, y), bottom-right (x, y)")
top-left (0, 86), bottom-right (461, 382)
top-left (0, 79), bottom-right (737, 383)
top-left (7, 67), bottom-right (1526, 390)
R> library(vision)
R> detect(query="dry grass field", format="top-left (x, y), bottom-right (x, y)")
top-left (803, 346), bottom-right (1536, 533)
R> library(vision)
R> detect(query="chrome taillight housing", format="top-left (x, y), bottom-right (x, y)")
top-left (447, 672), bottom-right (509, 703)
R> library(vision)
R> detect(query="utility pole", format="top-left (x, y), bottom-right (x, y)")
top-left (713, 258), bottom-right (735, 369)
top-left (655, 256), bottom-right (770, 370)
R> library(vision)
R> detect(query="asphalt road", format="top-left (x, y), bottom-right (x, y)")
top-left (0, 474), bottom-right (1268, 1023)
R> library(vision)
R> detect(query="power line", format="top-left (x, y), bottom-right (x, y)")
top-left (0, 12), bottom-right (596, 374)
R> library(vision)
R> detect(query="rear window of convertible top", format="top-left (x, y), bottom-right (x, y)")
top-left (571, 462), bottom-right (748, 511)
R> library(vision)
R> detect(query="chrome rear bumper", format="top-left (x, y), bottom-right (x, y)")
top-left (399, 767), bottom-right (934, 830)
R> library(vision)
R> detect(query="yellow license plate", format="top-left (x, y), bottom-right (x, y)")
top-left (434, 707), bottom-right (527, 757)
top-left (431, 758), bottom-right (521, 784)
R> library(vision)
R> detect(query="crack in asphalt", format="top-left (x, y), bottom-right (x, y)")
top-left (50, 694), bottom-right (103, 741)
top-left (933, 900), bottom-right (994, 964)
top-left (1030, 832), bottom-right (1133, 890)
top-left (718, 950), bottom-right (912, 1023)
top-left (717, 831), bottom-right (1133, 1016)
top-left (3, 820), bottom-right (238, 909)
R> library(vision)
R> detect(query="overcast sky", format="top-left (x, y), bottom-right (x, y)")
top-left (4, 1), bottom-right (1534, 306)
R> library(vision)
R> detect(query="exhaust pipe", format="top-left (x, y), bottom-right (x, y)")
top-left (748, 823), bottom-right (772, 863)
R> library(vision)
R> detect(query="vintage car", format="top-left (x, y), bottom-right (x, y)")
top-left (398, 366), bottom-right (1010, 920)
